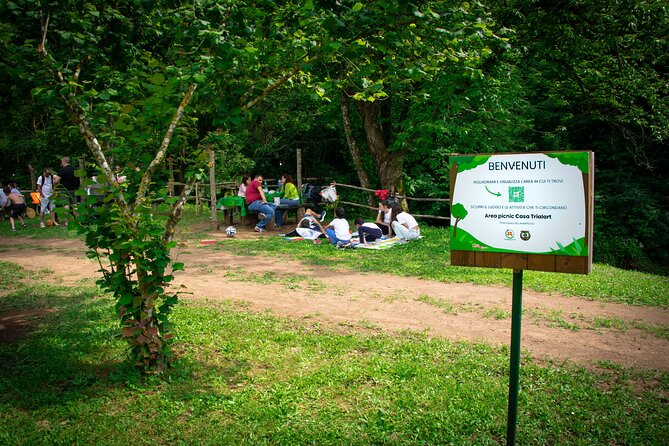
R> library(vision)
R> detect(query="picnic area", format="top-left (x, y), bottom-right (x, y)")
top-left (1, 1), bottom-right (668, 444)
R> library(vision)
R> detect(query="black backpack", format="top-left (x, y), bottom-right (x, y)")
top-left (304, 184), bottom-right (322, 206)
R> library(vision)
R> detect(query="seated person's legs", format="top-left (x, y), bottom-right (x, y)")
top-left (258, 202), bottom-right (275, 228)
top-left (325, 227), bottom-right (341, 245)
top-left (275, 208), bottom-right (285, 226)
top-left (304, 209), bottom-right (320, 218)
top-left (391, 221), bottom-right (410, 240)
top-left (249, 201), bottom-right (273, 229)
top-left (359, 226), bottom-right (382, 244)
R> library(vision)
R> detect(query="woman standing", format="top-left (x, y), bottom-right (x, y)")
top-left (274, 174), bottom-right (300, 227)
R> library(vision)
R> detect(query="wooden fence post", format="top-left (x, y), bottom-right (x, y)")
top-left (296, 148), bottom-right (304, 219)
top-left (209, 147), bottom-right (218, 230)
top-left (296, 148), bottom-right (302, 190)
top-left (195, 183), bottom-right (199, 217)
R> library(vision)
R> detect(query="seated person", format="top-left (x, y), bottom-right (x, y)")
top-left (237, 174), bottom-right (251, 197)
top-left (274, 173), bottom-right (300, 227)
top-left (324, 207), bottom-right (352, 246)
top-left (375, 200), bottom-right (393, 237)
top-left (282, 209), bottom-right (327, 243)
top-left (390, 204), bottom-right (421, 241)
top-left (245, 174), bottom-right (277, 233)
top-left (354, 217), bottom-right (383, 246)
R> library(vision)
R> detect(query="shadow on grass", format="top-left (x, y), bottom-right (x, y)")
top-left (0, 284), bottom-right (249, 412)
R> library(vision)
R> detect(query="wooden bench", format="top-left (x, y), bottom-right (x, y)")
top-left (274, 203), bottom-right (308, 225)
top-left (245, 202), bottom-right (306, 228)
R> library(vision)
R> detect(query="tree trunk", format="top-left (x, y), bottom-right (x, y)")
top-left (356, 100), bottom-right (407, 209)
top-left (355, 100), bottom-right (406, 192)
top-left (28, 163), bottom-right (36, 191)
top-left (341, 91), bottom-right (375, 207)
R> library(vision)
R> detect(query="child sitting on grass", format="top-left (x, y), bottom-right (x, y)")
top-left (324, 207), bottom-right (352, 247)
top-left (354, 217), bottom-right (383, 246)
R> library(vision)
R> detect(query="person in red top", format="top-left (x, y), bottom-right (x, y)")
top-left (245, 174), bottom-right (277, 232)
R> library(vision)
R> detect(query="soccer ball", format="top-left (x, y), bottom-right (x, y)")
top-left (225, 226), bottom-right (237, 237)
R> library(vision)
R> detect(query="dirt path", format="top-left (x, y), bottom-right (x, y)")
top-left (1, 236), bottom-right (668, 371)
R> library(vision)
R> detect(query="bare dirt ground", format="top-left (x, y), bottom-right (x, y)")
top-left (1, 232), bottom-right (668, 371)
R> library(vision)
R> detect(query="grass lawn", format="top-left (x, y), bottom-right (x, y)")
top-left (1, 211), bottom-right (668, 444)
top-left (0, 259), bottom-right (668, 445)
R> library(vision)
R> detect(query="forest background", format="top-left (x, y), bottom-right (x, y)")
top-left (1, 0), bottom-right (667, 273)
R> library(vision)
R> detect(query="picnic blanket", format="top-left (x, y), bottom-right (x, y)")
top-left (350, 235), bottom-right (406, 249)
top-left (281, 232), bottom-right (418, 249)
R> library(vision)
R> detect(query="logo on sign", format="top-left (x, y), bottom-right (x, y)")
top-left (505, 229), bottom-right (515, 240)
top-left (520, 231), bottom-right (531, 241)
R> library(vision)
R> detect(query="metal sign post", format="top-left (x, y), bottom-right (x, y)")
top-left (506, 269), bottom-right (523, 445)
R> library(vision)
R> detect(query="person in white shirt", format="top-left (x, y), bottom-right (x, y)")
top-left (37, 168), bottom-right (59, 228)
top-left (324, 207), bottom-right (352, 246)
top-left (279, 209), bottom-right (328, 244)
top-left (237, 174), bottom-right (251, 197)
top-left (375, 200), bottom-right (394, 237)
top-left (390, 204), bottom-right (420, 241)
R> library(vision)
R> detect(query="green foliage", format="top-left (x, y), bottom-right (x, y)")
top-left (490, 0), bottom-right (669, 270)
top-left (2, 0), bottom-right (371, 373)
top-left (73, 184), bottom-right (181, 371)
top-left (593, 174), bottom-right (669, 272)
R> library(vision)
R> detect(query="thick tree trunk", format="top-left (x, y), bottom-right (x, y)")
top-left (341, 92), bottom-right (375, 207)
top-left (355, 100), bottom-right (406, 194)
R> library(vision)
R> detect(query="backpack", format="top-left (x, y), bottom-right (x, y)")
top-left (304, 183), bottom-right (322, 206)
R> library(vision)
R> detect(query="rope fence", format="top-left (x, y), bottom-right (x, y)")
top-left (173, 179), bottom-right (450, 222)
top-left (335, 183), bottom-right (451, 221)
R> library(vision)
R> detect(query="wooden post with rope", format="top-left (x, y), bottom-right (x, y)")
top-left (296, 148), bottom-right (304, 220)
top-left (209, 147), bottom-right (218, 230)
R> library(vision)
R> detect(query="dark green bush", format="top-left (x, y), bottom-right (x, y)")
top-left (593, 179), bottom-right (669, 273)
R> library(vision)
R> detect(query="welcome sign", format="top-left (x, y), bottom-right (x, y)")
top-left (449, 151), bottom-right (594, 274)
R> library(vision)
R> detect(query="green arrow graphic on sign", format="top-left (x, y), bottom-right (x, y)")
top-left (486, 186), bottom-right (501, 197)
